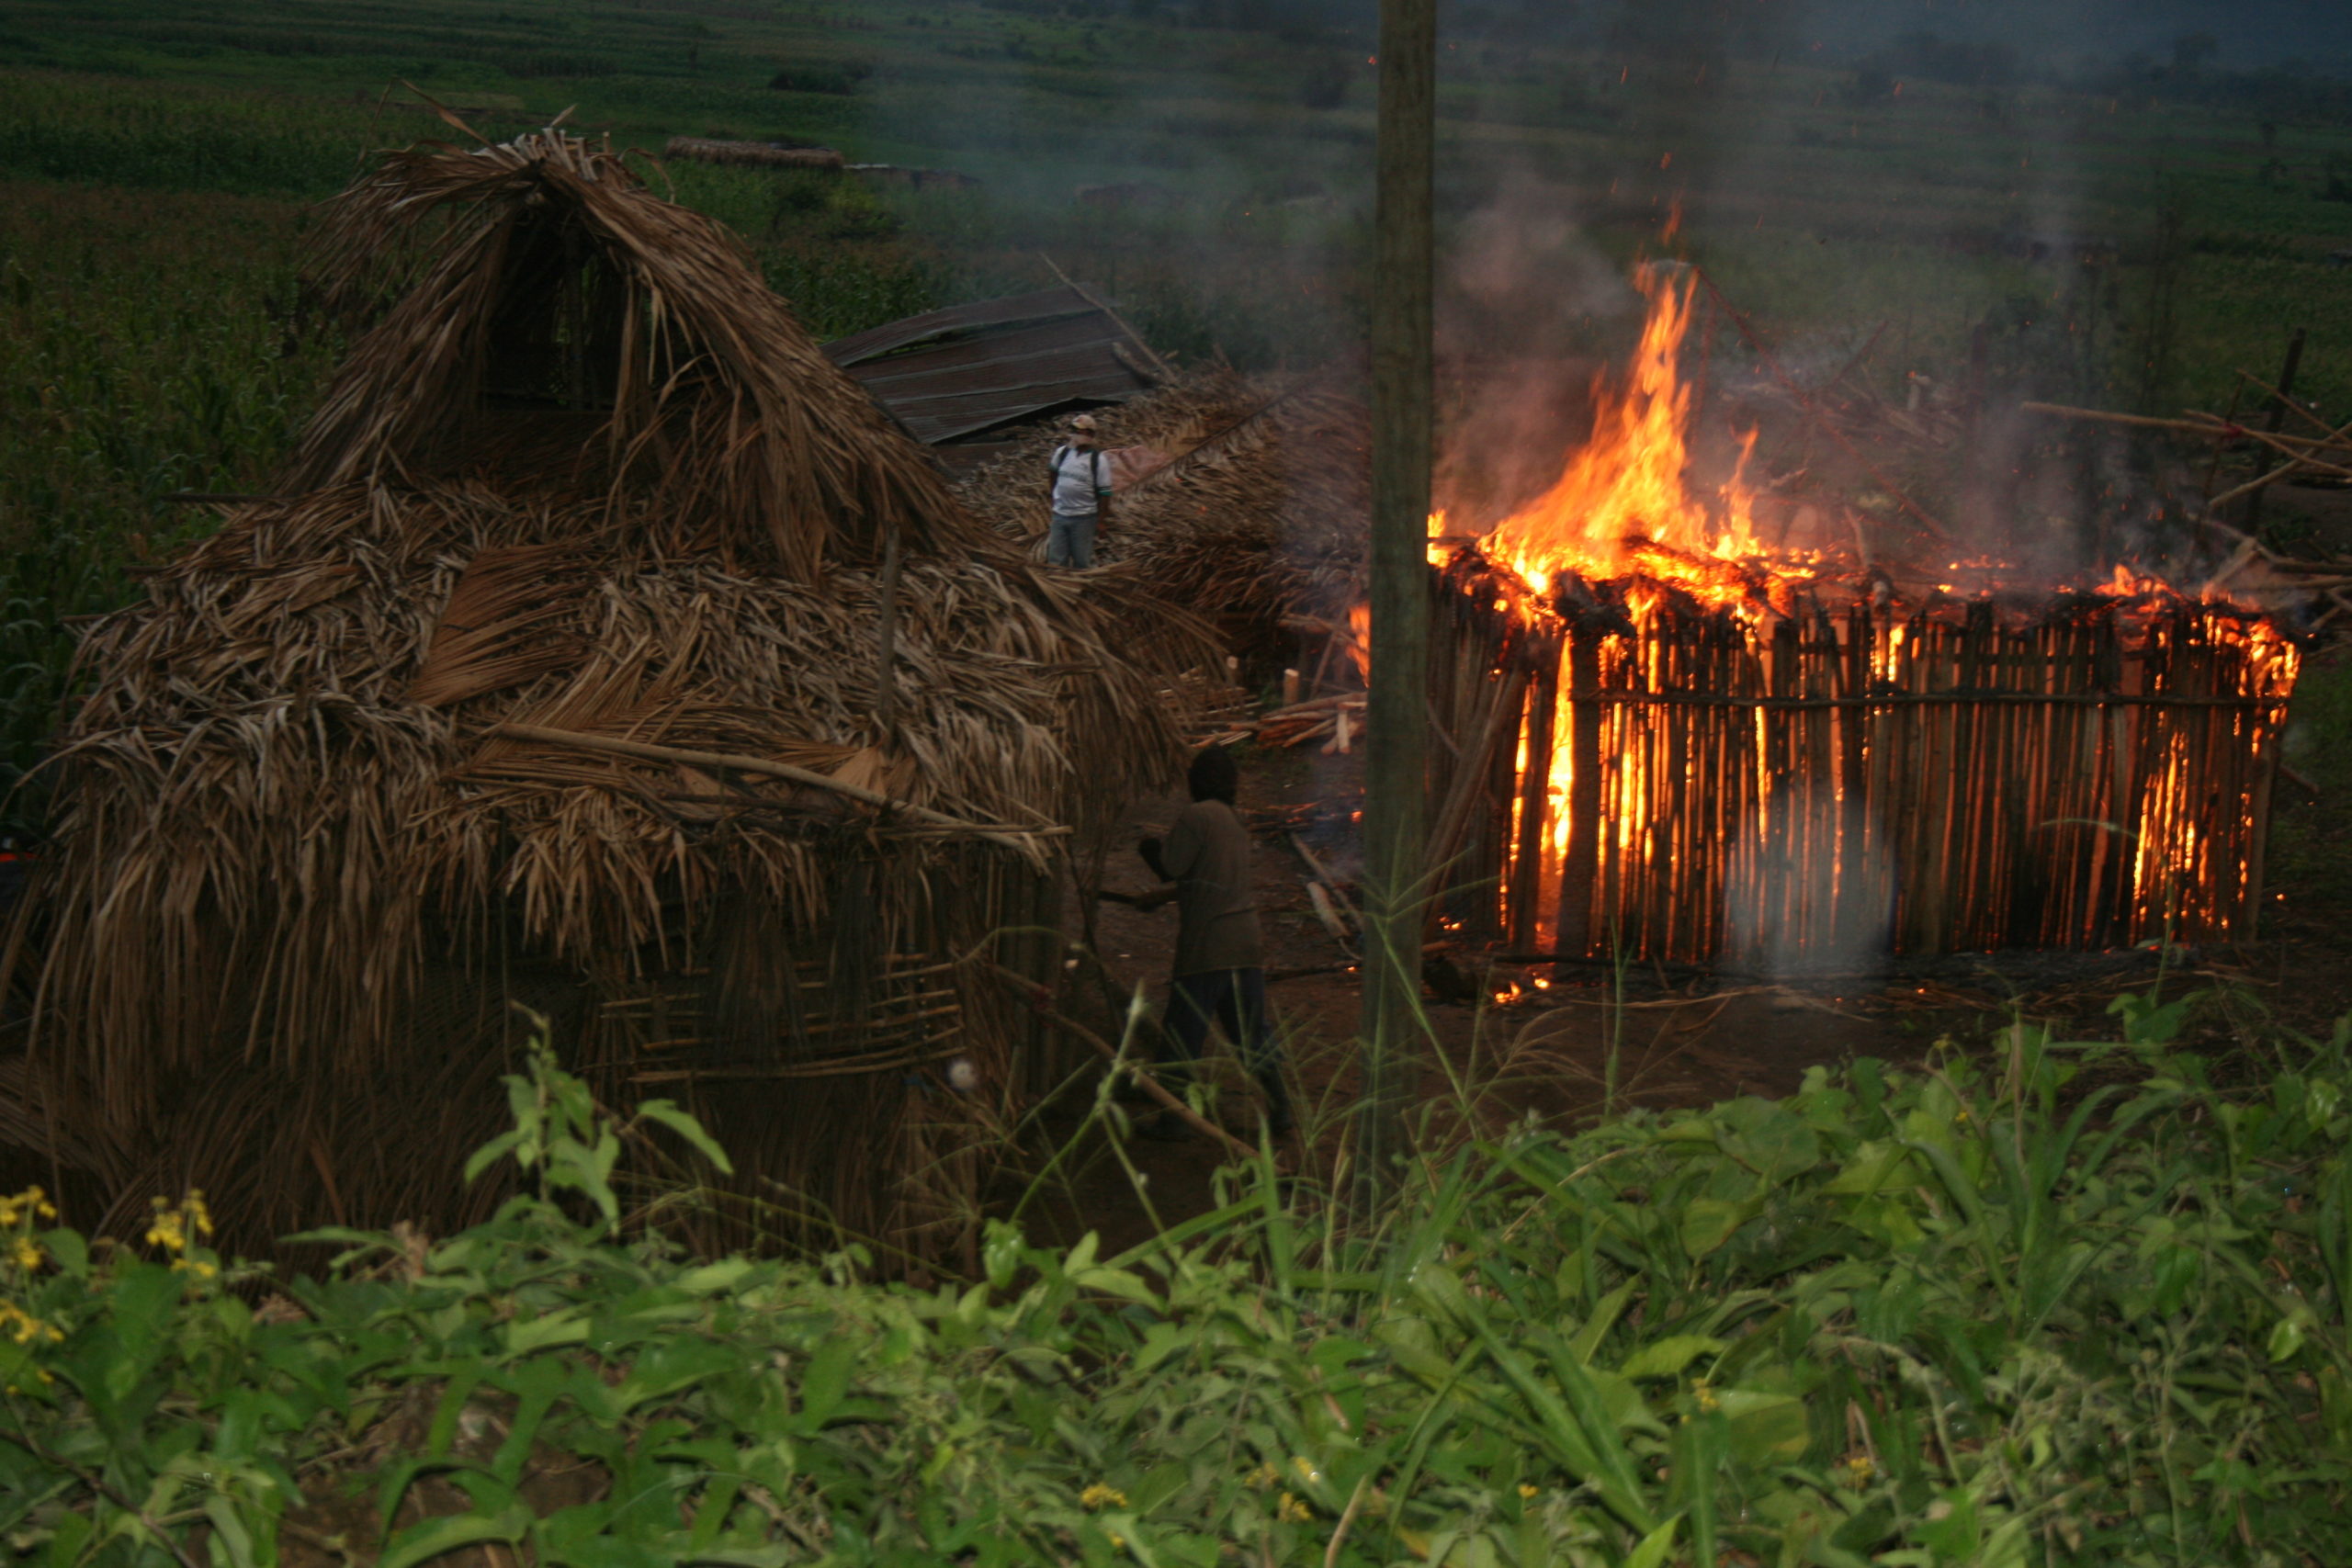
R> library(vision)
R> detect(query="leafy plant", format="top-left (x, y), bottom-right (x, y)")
top-left (4, 999), bottom-right (2350, 1564)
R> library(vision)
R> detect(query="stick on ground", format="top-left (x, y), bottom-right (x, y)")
top-left (986, 964), bottom-right (1260, 1157)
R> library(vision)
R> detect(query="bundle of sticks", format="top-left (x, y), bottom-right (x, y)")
top-left (2199, 518), bottom-right (2352, 633)
top-left (2026, 393), bottom-right (2352, 626)
top-left (2025, 397), bottom-right (2352, 508)
top-left (1250, 693), bottom-right (1365, 751)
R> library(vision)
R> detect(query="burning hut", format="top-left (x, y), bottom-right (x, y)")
top-left (9, 133), bottom-right (1213, 1257)
top-left (1423, 269), bottom-right (2301, 970)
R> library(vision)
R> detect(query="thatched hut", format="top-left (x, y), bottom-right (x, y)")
top-left (957, 368), bottom-right (1371, 673)
top-left (10, 133), bottom-right (1214, 1261)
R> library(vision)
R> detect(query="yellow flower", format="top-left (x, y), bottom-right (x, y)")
top-left (1844, 1454), bottom-right (1876, 1483)
top-left (1291, 1455), bottom-right (1323, 1485)
top-left (0, 1186), bottom-right (40, 1228)
top-left (0, 1303), bottom-right (60, 1346)
top-left (145, 1197), bottom-right (187, 1255)
top-left (1245, 1462), bottom-right (1281, 1489)
top-left (1277, 1493), bottom-right (1314, 1523)
top-left (144, 1191), bottom-right (210, 1258)
top-left (171, 1258), bottom-right (218, 1280)
top-left (1691, 1381), bottom-right (1721, 1413)
top-left (10, 1236), bottom-right (40, 1272)
top-left (1107, 1533), bottom-right (1128, 1552)
top-left (1080, 1483), bottom-right (1128, 1511)
top-left (1517, 1483), bottom-right (1539, 1499)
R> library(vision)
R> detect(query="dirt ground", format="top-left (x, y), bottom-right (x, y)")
top-left (1008, 714), bottom-right (2352, 1256)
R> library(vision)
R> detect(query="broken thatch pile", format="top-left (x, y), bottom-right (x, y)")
top-left (956, 369), bottom-right (1370, 670)
top-left (8, 132), bottom-right (1214, 1260)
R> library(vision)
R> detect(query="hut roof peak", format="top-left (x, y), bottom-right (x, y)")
top-left (287, 130), bottom-right (976, 578)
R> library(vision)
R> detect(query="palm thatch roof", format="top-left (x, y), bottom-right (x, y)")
top-left (956, 368), bottom-right (1371, 667)
top-left (10, 133), bottom-right (1216, 1258)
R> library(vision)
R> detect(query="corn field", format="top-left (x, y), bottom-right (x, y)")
top-left (0, 178), bottom-right (342, 827)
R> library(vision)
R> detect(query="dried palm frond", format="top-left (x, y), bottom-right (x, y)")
top-left (405, 543), bottom-right (589, 706)
top-left (295, 130), bottom-right (987, 579)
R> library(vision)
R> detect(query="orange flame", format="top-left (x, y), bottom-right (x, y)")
top-left (1479, 264), bottom-right (1758, 596)
top-left (1344, 602), bottom-right (1371, 681)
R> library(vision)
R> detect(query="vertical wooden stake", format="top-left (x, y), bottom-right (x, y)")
top-left (1509, 646), bottom-right (1559, 951)
top-left (2242, 326), bottom-right (2307, 533)
top-left (1554, 629), bottom-right (1602, 959)
top-left (1357, 0), bottom-right (1436, 1209)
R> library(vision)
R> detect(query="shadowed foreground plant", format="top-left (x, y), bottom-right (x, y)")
top-left (3, 1001), bottom-right (2350, 1565)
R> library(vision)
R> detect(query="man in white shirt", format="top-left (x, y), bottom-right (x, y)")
top-left (1044, 412), bottom-right (1113, 568)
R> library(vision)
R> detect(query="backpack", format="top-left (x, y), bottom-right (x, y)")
top-left (1047, 444), bottom-right (1108, 502)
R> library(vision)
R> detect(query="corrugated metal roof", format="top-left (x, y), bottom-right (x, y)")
top-left (822, 286), bottom-right (1159, 446)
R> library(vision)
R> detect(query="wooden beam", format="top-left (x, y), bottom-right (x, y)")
top-left (1036, 252), bottom-right (1175, 381)
top-left (2244, 326), bottom-right (2309, 532)
top-left (486, 722), bottom-right (1064, 853)
top-left (1357, 0), bottom-right (1436, 1204)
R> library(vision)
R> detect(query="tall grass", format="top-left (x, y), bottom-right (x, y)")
top-left (0, 181), bottom-right (341, 827)
top-left (659, 163), bottom-right (951, 339)
top-left (2274, 653), bottom-right (2352, 906)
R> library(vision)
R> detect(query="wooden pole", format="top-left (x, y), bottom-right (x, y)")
top-left (2242, 326), bottom-right (2308, 533)
top-left (1554, 629), bottom-right (1602, 959)
top-left (1357, 0), bottom-right (1435, 1208)
top-left (1036, 251), bottom-right (1177, 382)
top-left (2021, 400), bottom-right (2348, 457)
top-left (1508, 645), bottom-right (1559, 950)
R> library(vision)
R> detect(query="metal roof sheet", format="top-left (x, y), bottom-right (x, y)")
top-left (822, 287), bottom-right (1159, 446)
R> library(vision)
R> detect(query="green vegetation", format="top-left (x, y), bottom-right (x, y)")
top-left (6, 0), bottom-right (2350, 390)
top-left (6, 995), bottom-right (2352, 1564)
top-left (0, 73), bottom-right (375, 195)
top-left (0, 179), bottom-right (343, 818)
top-left (2273, 651), bottom-right (2352, 906)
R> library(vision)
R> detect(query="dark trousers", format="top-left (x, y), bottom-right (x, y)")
top-left (1162, 967), bottom-right (1289, 1122)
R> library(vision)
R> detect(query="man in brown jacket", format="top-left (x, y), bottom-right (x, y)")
top-left (1136, 746), bottom-right (1293, 1139)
